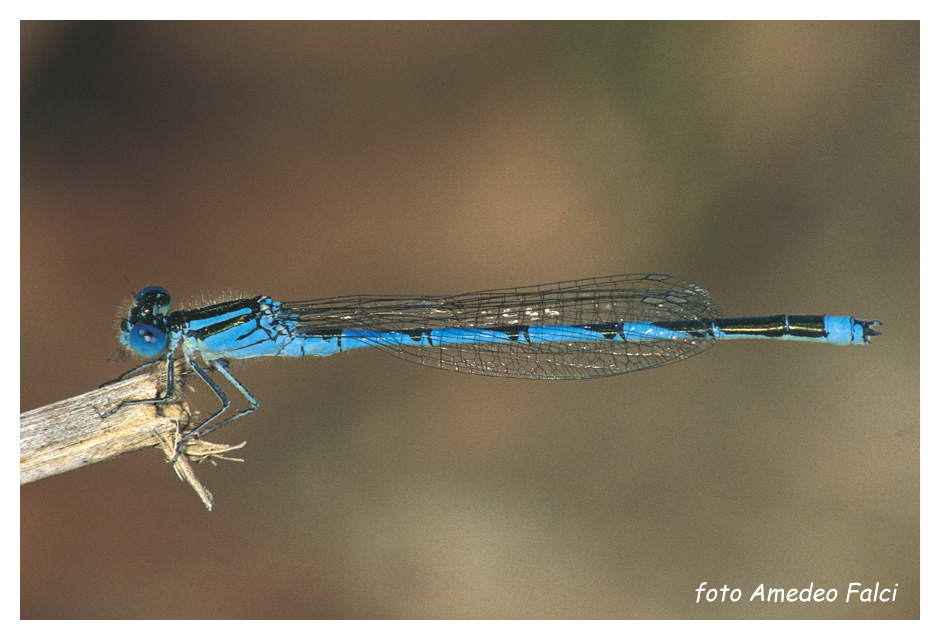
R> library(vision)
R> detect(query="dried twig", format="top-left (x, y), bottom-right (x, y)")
top-left (20, 362), bottom-right (243, 510)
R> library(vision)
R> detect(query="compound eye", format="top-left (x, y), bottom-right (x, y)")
top-left (127, 323), bottom-right (168, 359)
top-left (135, 286), bottom-right (172, 315)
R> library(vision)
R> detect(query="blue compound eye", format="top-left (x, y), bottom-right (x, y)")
top-left (135, 286), bottom-right (172, 315)
top-left (127, 323), bottom-right (168, 359)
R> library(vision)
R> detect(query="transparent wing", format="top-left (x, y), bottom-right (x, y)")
top-left (278, 273), bottom-right (722, 379)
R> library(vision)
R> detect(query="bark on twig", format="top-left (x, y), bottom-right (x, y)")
top-left (20, 363), bottom-right (244, 510)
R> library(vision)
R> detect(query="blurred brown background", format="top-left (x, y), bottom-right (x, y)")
top-left (20, 21), bottom-right (918, 619)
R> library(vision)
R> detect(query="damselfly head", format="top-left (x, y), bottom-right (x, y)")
top-left (118, 286), bottom-right (173, 359)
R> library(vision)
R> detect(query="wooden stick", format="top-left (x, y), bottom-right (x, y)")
top-left (20, 362), bottom-right (244, 510)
